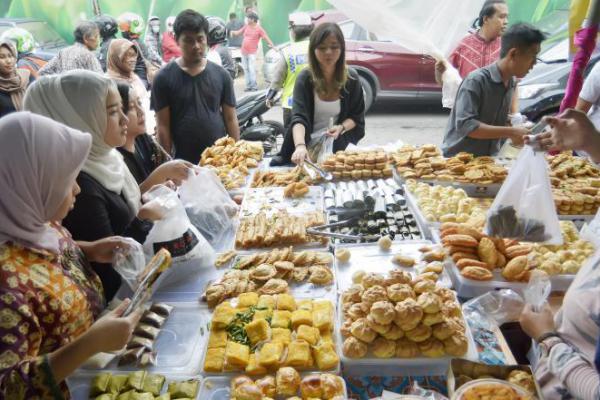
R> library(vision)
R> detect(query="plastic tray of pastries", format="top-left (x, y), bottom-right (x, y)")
top-left (452, 378), bottom-right (532, 400)
top-left (67, 371), bottom-right (202, 400)
top-left (201, 294), bottom-right (340, 376)
top-left (198, 371), bottom-right (347, 399)
top-left (82, 302), bottom-right (209, 375)
top-left (334, 241), bottom-right (453, 291)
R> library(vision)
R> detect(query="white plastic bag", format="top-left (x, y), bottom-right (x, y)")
top-left (112, 238), bottom-right (146, 291)
top-left (142, 185), bottom-right (216, 288)
top-left (308, 130), bottom-right (334, 164)
top-left (485, 145), bottom-right (563, 244)
top-left (178, 167), bottom-right (239, 248)
top-left (523, 270), bottom-right (551, 312)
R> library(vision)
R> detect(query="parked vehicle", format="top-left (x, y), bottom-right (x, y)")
top-left (237, 90), bottom-right (285, 155)
top-left (0, 18), bottom-right (68, 60)
top-left (263, 10), bottom-right (441, 111)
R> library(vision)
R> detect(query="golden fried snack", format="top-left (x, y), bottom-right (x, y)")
top-left (371, 337), bottom-right (396, 358)
top-left (456, 258), bottom-right (490, 271)
top-left (443, 234), bottom-right (479, 248)
top-left (395, 338), bottom-right (421, 358)
top-left (501, 256), bottom-right (531, 282)
top-left (405, 323), bottom-right (432, 342)
top-left (417, 292), bottom-right (442, 314)
top-left (386, 283), bottom-right (416, 303)
top-left (393, 298), bottom-right (423, 331)
top-left (477, 237), bottom-right (497, 269)
top-left (342, 336), bottom-right (369, 358)
top-left (215, 250), bottom-right (237, 267)
top-left (369, 301), bottom-right (396, 325)
top-left (350, 318), bottom-right (378, 343)
top-left (443, 333), bottom-right (469, 356)
top-left (283, 181), bottom-right (310, 198)
top-left (461, 266), bottom-right (493, 281)
top-left (418, 337), bottom-right (446, 358)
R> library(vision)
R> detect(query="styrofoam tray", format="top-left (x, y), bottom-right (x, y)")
top-left (198, 374), bottom-right (348, 399)
top-left (240, 186), bottom-right (324, 218)
top-left (200, 298), bottom-right (340, 376)
top-left (337, 294), bottom-right (479, 377)
top-left (445, 259), bottom-right (576, 298)
top-left (334, 241), bottom-right (452, 290)
top-left (82, 302), bottom-right (210, 375)
top-left (404, 188), bottom-right (435, 240)
top-left (67, 371), bottom-right (202, 400)
top-left (148, 265), bottom-right (222, 303)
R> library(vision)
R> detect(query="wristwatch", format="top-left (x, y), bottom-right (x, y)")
top-left (538, 332), bottom-right (563, 358)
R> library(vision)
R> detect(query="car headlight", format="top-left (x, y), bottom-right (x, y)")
top-left (518, 83), bottom-right (558, 100)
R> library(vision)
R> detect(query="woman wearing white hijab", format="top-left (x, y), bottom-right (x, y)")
top-left (0, 112), bottom-right (141, 398)
top-left (24, 70), bottom-right (161, 300)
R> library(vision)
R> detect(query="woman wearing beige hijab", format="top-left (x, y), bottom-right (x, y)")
top-left (24, 70), bottom-right (162, 300)
top-left (0, 40), bottom-right (33, 117)
top-left (107, 39), bottom-right (147, 99)
top-left (0, 112), bottom-right (141, 398)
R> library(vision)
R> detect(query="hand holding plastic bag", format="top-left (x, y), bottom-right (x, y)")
top-left (485, 145), bottom-right (563, 244)
top-left (523, 270), bottom-right (551, 312)
top-left (308, 129), bottom-right (334, 164)
top-left (112, 238), bottom-right (146, 291)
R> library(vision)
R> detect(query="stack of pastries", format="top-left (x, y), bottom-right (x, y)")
top-left (204, 293), bottom-right (339, 373)
top-left (340, 269), bottom-right (468, 359)
top-left (228, 368), bottom-right (345, 399)
top-left (203, 248), bottom-right (334, 308)
top-left (321, 150), bottom-right (392, 181)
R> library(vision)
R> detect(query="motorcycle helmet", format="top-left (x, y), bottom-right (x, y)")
top-left (207, 16), bottom-right (226, 46)
top-left (118, 12), bottom-right (144, 36)
top-left (148, 16), bottom-right (161, 35)
top-left (94, 14), bottom-right (118, 40)
top-left (0, 27), bottom-right (35, 54)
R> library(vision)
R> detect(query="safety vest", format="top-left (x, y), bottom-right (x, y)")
top-left (281, 40), bottom-right (310, 109)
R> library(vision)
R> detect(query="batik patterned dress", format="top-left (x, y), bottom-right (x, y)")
top-left (0, 223), bottom-right (104, 399)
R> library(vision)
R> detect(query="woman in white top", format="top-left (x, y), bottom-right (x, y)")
top-left (271, 22), bottom-right (366, 166)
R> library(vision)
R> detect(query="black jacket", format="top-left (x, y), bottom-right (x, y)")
top-left (279, 67), bottom-right (365, 161)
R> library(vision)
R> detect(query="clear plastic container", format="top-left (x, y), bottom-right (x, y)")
top-left (334, 241), bottom-right (453, 290)
top-left (82, 302), bottom-right (210, 375)
top-left (337, 292), bottom-right (479, 377)
top-left (239, 186), bottom-right (324, 218)
top-left (67, 371), bottom-right (202, 400)
top-left (452, 378), bottom-right (531, 400)
top-left (198, 375), bottom-right (348, 399)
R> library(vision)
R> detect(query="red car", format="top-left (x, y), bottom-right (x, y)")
top-left (264, 10), bottom-right (442, 111)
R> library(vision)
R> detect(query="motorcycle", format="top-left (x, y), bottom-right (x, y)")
top-left (237, 89), bottom-right (285, 155)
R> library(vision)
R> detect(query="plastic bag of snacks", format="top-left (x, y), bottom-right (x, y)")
top-left (179, 167), bottom-right (238, 248)
top-left (112, 238), bottom-right (146, 290)
top-left (142, 185), bottom-right (215, 288)
top-left (485, 145), bottom-right (562, 244)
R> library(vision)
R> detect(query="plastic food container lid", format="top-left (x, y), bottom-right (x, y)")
top-left (452, 378), bottom-right (531, 400)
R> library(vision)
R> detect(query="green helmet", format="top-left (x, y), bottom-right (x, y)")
top-left (118, 12), bottom-right (144, 36)
top-left (0, 27), bottom-right (35, 54)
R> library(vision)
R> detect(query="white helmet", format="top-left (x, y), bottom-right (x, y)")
top-left (288, 12), bottom-right (312, 28)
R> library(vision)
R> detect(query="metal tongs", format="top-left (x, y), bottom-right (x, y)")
top-left (303, 158), bottom-right (333, 181)
top-left (307, 216), bottom-right (364, 241)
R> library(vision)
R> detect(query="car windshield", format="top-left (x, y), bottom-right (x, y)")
top-left (18, 21), bottom-right (66, 47)
top-left (539, 38), bottom-right (568, 63)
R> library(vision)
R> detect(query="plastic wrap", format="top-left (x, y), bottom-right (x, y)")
top-left (112, 238), bottom-right (146, 291)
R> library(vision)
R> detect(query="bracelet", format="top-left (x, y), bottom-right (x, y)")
top-left (295, 143), bottom-right (306, 149)
top-left (537, 331), bottom-right (561, 343)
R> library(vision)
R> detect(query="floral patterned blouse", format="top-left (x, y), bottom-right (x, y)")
top-left (0, 223), bottom-right (104, 399)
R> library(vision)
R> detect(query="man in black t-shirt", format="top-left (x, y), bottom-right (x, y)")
top-left (152, 9), bottom-right (240, 164)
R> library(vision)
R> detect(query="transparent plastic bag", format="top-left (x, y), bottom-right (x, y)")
top-left (112, 238), bottom-right (146, 291)
top-left (142, 184), bottom-right (216, 288)
top-left (463, 289), bottom-right (525, 329)
top-left (308, 129), bottom-right (334, 164)
top-left (523, 270), bottom-right (551, 312)
top-left (485, 145), bottom-right (563, 244)
top-left (178, 167), bottom-right (239, 248)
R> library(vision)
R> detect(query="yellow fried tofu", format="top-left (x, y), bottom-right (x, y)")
top-left (212, 305), bottom-right (236, 329)
top-left (285, 340), bottom-right (311, 368)
top-left (312, 307), bottom-right (332, 332)
top-left (253, 308), bottom-right (273, 322)
top-left (296, 325), bottom-right (320, 346)
top-left (271, 310), bottom-right (292, 329)
top-left (237, 292), bottom-right (259, 308)
top-left (313, 300), bottom-right (333, 313)
top-left (207, 329), bottom-right (228, 348)
top-left (271, 328), bottom-right (292, 345)
top-left (291, 309), bottom-right (312, 330)
top-left (204, 347), bottom-right (225, 372)
top-left (257, 294), bottom-right (276, 309)
top-left (276, 294), bottom-right (296, 311)
top-left (244, 319), bottom-right (270, 345)
top-left (258, 342), bottom-right (284, 368)
top-left (320, 331), bottom-right (334, 345)
top-left (225, 341), bottom-right (250, 368)
top-left (245, 354), bottom-right (268, 376)
top-left (297, 299), bottom-right (313, 311)
top-left (313, 342), bottom-right (339, 370)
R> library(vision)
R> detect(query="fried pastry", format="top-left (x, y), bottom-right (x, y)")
top-left (405, 323), bottom-right (432, 343)
top-left (372, 337), bottom-right (396, 358)
top-left (386, 283), bottom-right (416, 303)
top-left (369, 301), bottom-right (396, 325)
top-left (418, 337), bottom-right (446, 358)
top-left (342, 336), bottom-right (369, 358)
top-left (395, 338), bottom-right (421, 358)
top-left (461, 266), bottom-right (493, 281)
top-left (393, 298), bottom-right (423, 331)
top-left (350, 318), bottom-right (378, 343)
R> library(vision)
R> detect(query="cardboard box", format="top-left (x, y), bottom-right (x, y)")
top-left (447, 359), bottom-right (543, 399)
